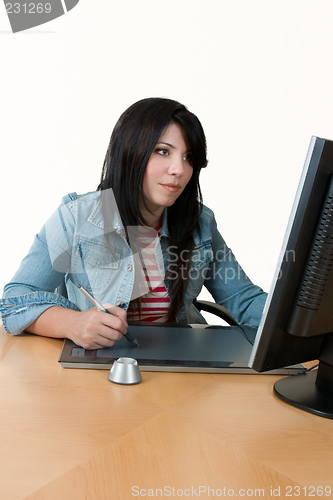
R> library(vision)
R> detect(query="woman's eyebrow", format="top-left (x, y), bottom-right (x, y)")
top-left (157, 141), bottom-right (192, 153)
top-left (157, 141), bottom-right (176, 149)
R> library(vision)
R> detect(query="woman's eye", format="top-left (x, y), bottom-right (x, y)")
top-left (156, 148), bottom-right (169, 156)
top-left (183, 154), bottom-right (193, 163)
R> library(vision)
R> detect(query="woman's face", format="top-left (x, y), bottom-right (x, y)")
top-left (141, 122), bottom-right (193, 222)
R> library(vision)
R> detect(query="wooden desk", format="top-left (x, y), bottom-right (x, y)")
top-left (1, 324), bottom-right (332, 500)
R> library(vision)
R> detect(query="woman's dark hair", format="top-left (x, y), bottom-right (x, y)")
top-left (98, 97), bottom-right (208, 320)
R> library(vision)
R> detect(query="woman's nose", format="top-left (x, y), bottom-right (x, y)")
top-left (168, 155), bottom-right (184, 176)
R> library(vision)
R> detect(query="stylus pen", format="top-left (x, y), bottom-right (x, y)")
top-left (78, 285), bottom-right (139, 347)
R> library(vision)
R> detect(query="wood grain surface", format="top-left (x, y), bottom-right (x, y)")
top-left (0, 325), bottom-right (332, 500)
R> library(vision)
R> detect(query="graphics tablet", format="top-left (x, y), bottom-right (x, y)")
top-left (59, 324), bottom-right (305, 374)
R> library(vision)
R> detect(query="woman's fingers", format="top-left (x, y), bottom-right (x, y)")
top-left (70, 307), bottom-right (127, 349)
top-left (103, 303), bottom-right (128, 327)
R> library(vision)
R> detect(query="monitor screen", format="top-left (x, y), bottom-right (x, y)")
top-left (249, 136), bottom-right (333, 419)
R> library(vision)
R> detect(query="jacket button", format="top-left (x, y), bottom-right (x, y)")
top-left (116, 299), bottom-right (124, 307)
top-left (127, 264), bottom-right (132, 272)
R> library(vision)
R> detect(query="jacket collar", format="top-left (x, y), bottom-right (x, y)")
top-left (87, 190), bottom-right (170, 238)
top-left (88, 190), bottom-right (124, 234)
top-left (159, 209), bottom-right (169, 238)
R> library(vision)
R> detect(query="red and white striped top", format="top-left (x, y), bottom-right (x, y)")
top-left (127, 221), bottom-right (171, 322)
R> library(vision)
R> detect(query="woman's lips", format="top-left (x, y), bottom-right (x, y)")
top-left (160, 183), bottom-right (181, 193)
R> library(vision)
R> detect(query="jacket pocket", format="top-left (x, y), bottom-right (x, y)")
top-left (72, 236), bottom-right (122, 291)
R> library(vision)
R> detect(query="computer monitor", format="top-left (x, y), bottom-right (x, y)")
top-left (249, 136), bottom-right (333, 419)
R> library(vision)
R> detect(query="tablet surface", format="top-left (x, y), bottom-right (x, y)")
top-left (58, 324), bottom-right (305, 374)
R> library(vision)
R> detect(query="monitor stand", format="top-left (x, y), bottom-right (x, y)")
top-left (274, 358), bottom-right (333, 419)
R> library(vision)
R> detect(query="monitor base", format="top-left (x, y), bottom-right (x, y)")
top-left (274, 370), bottom-right (333, 419)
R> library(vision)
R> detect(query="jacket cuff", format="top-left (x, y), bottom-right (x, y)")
top-left (0, 292), bottom-right (80, 335)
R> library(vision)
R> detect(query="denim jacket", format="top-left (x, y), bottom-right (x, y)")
top-left (0, 191), bottom-right (267, 335)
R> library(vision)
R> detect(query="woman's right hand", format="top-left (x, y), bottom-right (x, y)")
top-left (25, 304), bottom-right (128, 350)
top-left (67, 303), bottom-right (128, 349)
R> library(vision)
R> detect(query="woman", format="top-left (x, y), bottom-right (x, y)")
top-left (0, 98), bottom-right (267, 349)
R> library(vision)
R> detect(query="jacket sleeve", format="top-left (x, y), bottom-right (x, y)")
top-left (0, 197), bottom-right (80, 335)
top-left (204, 214), bottom-right (267, 327)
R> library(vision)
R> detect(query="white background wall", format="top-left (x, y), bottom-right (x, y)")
top-left (1, 0), bottom-right (333, 299)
